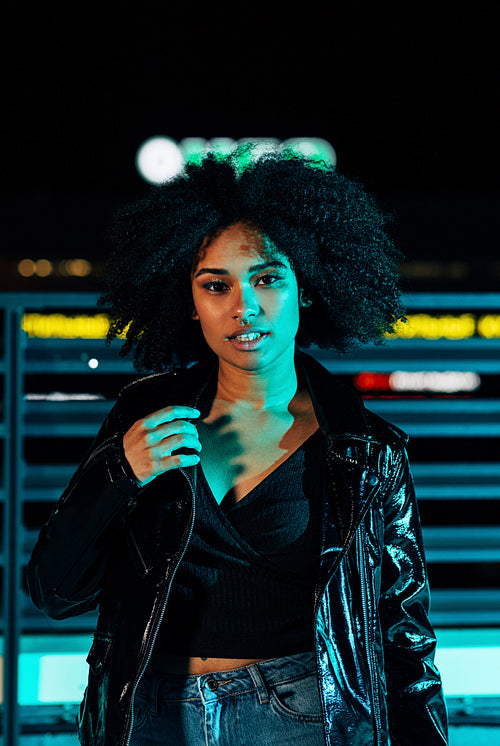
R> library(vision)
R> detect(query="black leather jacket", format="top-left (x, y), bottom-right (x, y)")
top-left (27, 351), bottom-right (448, 745)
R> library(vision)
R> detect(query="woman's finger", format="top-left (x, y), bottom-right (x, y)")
top-left (153, 433), bottom-right (202, 459)
top-left (145, 419), bottom-right (199, 445)
top-left (143, 406), bottom-right (200, 430)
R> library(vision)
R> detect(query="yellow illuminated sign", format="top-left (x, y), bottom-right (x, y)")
top-left (21, 313), bottom-right (112, 339)
top-left (477, 314), bottom-right (500, 339)
top-left (388, 313), bottom-right (500, 340)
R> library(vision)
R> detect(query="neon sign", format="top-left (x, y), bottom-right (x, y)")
top-left (387, 314), bottom-right (500, 340)
top-left (135, 136), bottom-right (337, 184)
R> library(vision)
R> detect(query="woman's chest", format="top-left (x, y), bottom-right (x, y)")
top-left (198, 416), bottom-right (318, 505)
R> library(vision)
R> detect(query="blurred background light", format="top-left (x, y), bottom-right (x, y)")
top-left (59, 259), bottom-right (93, 277)
top-left (389, 370), bottom-right (481, 394)
top-left (21, 313), bottom-right (111, 339)
top-left (281, 137), bottom-right (337, 167)
top-left (354, 371), bottom-right (482, 395)
top-left (135, 135), bottom-right (184, 184)
top-left (135, 136), bottom-right (337, 184)
top-left (17, 259), bottom-right (53, 277)
top-left (17, 259), bottom-right (36, 277)
top-left (390, 313), bottom-right (477, 340)
top-left (477, 314), bottom-right (500, 338)
top-left (35, 259), bottom-right (53, 277)
top-left (18, 258), bottom-right (93, 279)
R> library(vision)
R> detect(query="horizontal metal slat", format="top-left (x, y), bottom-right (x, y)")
top-left (315, 339), bottom-right (500, 373)
top-left (430, 589), bottom-right (500, 626)
top-left (423, 526), bottom-right (500, 563)
top-left (24, 399), bottom-right (115, 437)
top-left (366, 398), bottom-right (500, 437)
top-left (412, 462), bottom-right (500, 500)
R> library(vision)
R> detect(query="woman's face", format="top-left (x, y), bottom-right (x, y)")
top-left (191, 222), bottom-right (301, 372)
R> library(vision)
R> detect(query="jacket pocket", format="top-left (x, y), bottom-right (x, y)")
top-left (86, 633), bottom-right (113, 675)
top-left (127, 528), bottom-right (154, 578)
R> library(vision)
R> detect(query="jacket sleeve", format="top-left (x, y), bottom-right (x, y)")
top-left (26, 397), bottom-right (143, 620)
top-left (378, 445), bottom-right (448, 745)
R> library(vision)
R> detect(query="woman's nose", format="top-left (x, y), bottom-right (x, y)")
top-left (232, 284), bottom-right (259, 322)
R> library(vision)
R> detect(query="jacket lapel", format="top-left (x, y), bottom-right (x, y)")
top-left (296, 350), bottom-right (385, 586)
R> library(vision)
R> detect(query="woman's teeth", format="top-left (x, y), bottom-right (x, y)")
top-left (233, 332), bottom-right (263, 341)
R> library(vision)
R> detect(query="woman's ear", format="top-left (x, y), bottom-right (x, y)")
top-left (191, 308), bottom-right (199, 320)
top-left (299, 288), bottom-right (312, 308)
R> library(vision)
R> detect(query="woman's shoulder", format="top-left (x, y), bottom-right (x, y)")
top-left (364, 408), bottom-right (409, 448)
top-left (119, 368), bottom-right (181, 396)
top-left (115, 363), bottom-right (206, 418)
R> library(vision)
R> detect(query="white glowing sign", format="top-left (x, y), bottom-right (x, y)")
top-left (389, 371), bottom-right (481, 394)
top-left (135, 136), bottom-right (337, 184)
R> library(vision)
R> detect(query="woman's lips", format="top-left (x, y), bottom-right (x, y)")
top-left (226, 331), bottom-right (270, 350)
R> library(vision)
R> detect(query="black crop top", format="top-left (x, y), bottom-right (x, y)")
top-left (149, 428), bottom-right (323, 662)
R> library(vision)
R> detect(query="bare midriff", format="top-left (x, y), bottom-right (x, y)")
top-left (153, 654), bottom-right (269, 675)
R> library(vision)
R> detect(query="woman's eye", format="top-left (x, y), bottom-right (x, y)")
top-left (255, 274), bottom-right (283, 286)
top-left (203, 280), bottom-right (228, 292)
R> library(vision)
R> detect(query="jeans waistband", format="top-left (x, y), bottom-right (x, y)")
top-left (140, 650), bottom-right (317, 704)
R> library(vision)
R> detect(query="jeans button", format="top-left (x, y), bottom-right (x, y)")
top-left (206, 678), bottom-right (219, 691)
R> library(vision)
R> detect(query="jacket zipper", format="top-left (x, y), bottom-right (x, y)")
top-left (128, 529), bottom-right (151, 576)
top-left (313, 441), bottom-right (371, 746)
top-left (313, 581), bottom-right (331, 746)
top-left (120, 468), bottom-right (196, 746)
top-left (357, 524), bottom-right (382, 745)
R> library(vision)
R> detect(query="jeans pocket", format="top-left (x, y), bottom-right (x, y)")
top-left (131, 689), bottom-right (154, 734)
top-left (269, 671), bottom-right (323, 722)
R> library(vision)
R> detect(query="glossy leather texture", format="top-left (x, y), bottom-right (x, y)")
top-left (27, 351), bottom-right (448, 745)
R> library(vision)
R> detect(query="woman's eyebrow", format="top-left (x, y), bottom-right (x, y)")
top-left (194, 260), bottom-right (288, 279)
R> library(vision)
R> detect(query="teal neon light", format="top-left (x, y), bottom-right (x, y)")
top-left (135, 136), bottom-right (337, 184)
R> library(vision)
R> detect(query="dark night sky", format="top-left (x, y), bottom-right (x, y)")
top-left (2, 3), bottom-right (499, 286)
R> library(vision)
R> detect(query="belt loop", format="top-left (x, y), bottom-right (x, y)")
top-left (248, 663), bottom-right (270, 704)
top-left (151, 675), bottom-right (159, 717)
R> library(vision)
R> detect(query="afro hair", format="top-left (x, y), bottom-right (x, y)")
top-left (99, 153), bottom-right (405, 372)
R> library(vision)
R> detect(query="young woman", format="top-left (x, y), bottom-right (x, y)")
top-left (27, 154), bottom-right (448, 745)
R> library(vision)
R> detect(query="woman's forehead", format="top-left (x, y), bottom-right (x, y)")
top-left (194, 222), bottom-right (289, 269)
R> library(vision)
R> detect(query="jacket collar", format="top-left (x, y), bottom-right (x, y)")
top-left (295, 349), bottom-right (370, 440)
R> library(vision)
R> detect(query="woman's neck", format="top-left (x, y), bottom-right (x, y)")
top-left (215, 356), bottom-right (298, 412)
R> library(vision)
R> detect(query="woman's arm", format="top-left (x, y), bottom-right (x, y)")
top-left (26, 401), bottom-right (142, 620)
top-left (379, 446), bottom-right (448, 745)
top-left (26, 395), bottom-right (202, 620)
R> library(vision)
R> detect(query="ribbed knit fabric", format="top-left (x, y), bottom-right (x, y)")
top-left (150, 428), bottom-right (323, 661)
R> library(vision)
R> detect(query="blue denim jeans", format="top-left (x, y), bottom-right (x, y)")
top-left (129, 650), bottom-right (325, 745)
